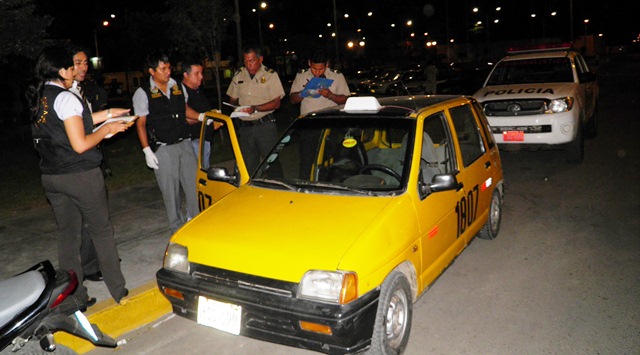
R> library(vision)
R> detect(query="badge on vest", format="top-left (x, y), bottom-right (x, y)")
top-left (171, 85), bottom-right (183, 96)
top-left (150, 87), bottom-right (162, 99)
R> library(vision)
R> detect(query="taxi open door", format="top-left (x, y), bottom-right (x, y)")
top-left (195, 110), bottom-right (250, 211)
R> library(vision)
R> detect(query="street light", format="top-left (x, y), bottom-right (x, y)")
top-left (584, 18), bottom-right (589, 37)
top-left (92, 16), bottom-right (112, 71)
top-left (252, 2), bottom-right (267, 49)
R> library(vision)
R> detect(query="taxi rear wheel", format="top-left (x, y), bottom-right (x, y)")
top-left (478, 189), bottom-right (502, 240)
top-left (368, 272), bottom-right (412, 355)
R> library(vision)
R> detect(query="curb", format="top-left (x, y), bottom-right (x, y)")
top-left (55, 280), bottom-right (172, 354)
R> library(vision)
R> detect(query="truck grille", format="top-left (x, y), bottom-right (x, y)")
top-left (482, 99), bottom-right (547, 116)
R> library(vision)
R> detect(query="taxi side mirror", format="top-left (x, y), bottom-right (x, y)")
top-left (207, 167), bottom-right (237, 185)
top-left (430, 174), bottom-right (458, 192)
top-left (419, 173), bottom-right (458, 198)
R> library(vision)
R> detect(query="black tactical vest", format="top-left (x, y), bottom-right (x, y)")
top-left (141, 83), bottom-right (190, 144)
top-left (31, 85), bottom-right (102, 175)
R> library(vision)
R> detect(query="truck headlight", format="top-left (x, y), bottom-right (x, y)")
top-left (547, 97), bottom-right (574, 113)
top-left (298, 270), bottom-right (357, 304)
top-left (163, 243), bottom-right (189, 273)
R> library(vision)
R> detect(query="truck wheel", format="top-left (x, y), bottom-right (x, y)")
top-left (566, 125), bottom-right (584, 164)
top-left (368, 272), bottom-right (412, 355)
top-left (477, 189), bottom-right (502, 240)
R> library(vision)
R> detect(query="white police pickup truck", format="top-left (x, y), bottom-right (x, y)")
top-left (474, 45), bottom-right (599, 163)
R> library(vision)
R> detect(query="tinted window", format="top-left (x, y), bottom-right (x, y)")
top-left (449, 105), bottom-right (485, 167)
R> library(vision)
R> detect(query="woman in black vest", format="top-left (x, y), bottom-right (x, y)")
top-left (27, 46), bottom-right (130, 306)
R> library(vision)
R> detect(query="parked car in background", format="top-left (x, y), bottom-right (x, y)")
top-left (158, 95), bottom-right (505, 354)
top-left (474, 45), bottom-right (599, 163)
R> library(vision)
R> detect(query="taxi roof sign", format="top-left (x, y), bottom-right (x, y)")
top-left (343, 96), bottom-right (382, 112)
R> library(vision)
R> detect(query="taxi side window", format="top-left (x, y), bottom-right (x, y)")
top-left (205, 118), bottom-right (238, 176)
top-left (473, 101), bottom-right (496, 150)
top-left (450, 104), bottom-right (486, 167)
top-left (421, 113), bottom-right (455, 183)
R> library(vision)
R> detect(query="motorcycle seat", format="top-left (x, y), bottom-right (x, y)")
top-left (0, 270), bottom-right (46, 328)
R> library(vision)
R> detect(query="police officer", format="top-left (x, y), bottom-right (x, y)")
top-left (133, 52), bottom-right (199, 234)
top-left (290, 49), bottom-right (350, 175)
top-left (290, 49), bottom-right (350, 116)
top-left (180, 56), bottom-right (212, 168)
top-left (226, 45), bottom-right (285, 174)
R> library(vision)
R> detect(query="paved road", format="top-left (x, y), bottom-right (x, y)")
top-left (90, 54), bottom-right (639, 354)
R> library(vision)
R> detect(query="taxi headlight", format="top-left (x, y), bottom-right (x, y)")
top-left (547, 97), bottom-right (574, 113)
top-left (163, 243), bottom-right (189, 273)
top-left (298, 270), bottom-right (357, 304)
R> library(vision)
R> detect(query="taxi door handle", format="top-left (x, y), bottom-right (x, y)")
top-left (199, 178), bottom-right (207, 185)
top-left (485, 161), bottom-right (491, 169)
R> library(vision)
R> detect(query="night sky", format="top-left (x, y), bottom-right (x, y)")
top-left (36, 0), bottom-right (638, 56)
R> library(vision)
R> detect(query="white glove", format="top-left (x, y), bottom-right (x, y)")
top-left (198, 112), bottom-right (205, 122)
top-left (142, 146), bottom-right (159, 169)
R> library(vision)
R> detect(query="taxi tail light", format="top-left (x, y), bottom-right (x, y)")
top-left (162, 286), bottom-right (185, 300)
top-left (339, 273), bottom-right (358, 304)
top-left (299, 321), bottom-right (333, 335)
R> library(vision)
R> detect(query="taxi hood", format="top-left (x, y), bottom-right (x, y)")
top-left (172, 185), bottom-right (397, 283)
top-left (475, 82), bottom-right (576, 101)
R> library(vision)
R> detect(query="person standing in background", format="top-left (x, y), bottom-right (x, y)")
top-left (424, 60), bottom-right (439, 95)
top-left (290, 49), bottom-right (350, 175)
top-left (290, 49), bottom-right (350, 116)
top-left (69, 46), bottom-right (110, 284)
top-left (181, 56), bottom-right (212, 168)
top-left (226, 45), bottom-right (285, 174)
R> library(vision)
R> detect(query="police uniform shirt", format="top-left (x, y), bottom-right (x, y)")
top-left (226, 65), bottom-right (285, 120)
top-left (290, 67), bottom-right (350, 115)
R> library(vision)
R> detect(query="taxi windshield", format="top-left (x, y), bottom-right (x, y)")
top-left (252, 116), bottom-right (414, 195)
top-left (486, 57), bottom-right (573, 85)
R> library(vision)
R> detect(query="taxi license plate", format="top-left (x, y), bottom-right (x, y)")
top-left (197, 296), bottom-right (241, 335)
top-left (503, 130), bottom-right (524, 142)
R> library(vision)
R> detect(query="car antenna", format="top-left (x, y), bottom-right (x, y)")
top-left (399, 80), bottom-right (419, 111)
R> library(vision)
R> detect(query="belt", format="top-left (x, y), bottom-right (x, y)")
top-left (238, 114), bottom-right (275, 127)
top-left (156, 138), bottom-right (185, 146)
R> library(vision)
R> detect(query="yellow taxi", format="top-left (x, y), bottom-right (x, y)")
top-left (157, 95), bottom-right (504, 354)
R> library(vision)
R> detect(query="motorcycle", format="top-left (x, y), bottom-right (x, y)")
top-left (0, 260), bottom-right (117, 354)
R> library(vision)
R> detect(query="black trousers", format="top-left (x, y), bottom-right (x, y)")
top-left (42, 167), bottom-right (126, 302)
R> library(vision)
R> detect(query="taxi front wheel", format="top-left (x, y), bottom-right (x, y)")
top-left (368, 271), bottom-right (412, 355)
top-left (478, 189), bottom-right (502, 240)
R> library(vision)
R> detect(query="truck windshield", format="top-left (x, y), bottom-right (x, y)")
top-left (487, 57), bottom-right (573, 85)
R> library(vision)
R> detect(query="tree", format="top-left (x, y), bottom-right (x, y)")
top-left (0, 0), bottom-right (52, 61)
top-left (166, 0), bottom-right (234, 108)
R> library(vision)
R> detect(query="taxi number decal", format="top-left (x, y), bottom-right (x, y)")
top-left (198, 191), bottom-right (213, 212)
top-left (455, 185), bottom-right (479, 238)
